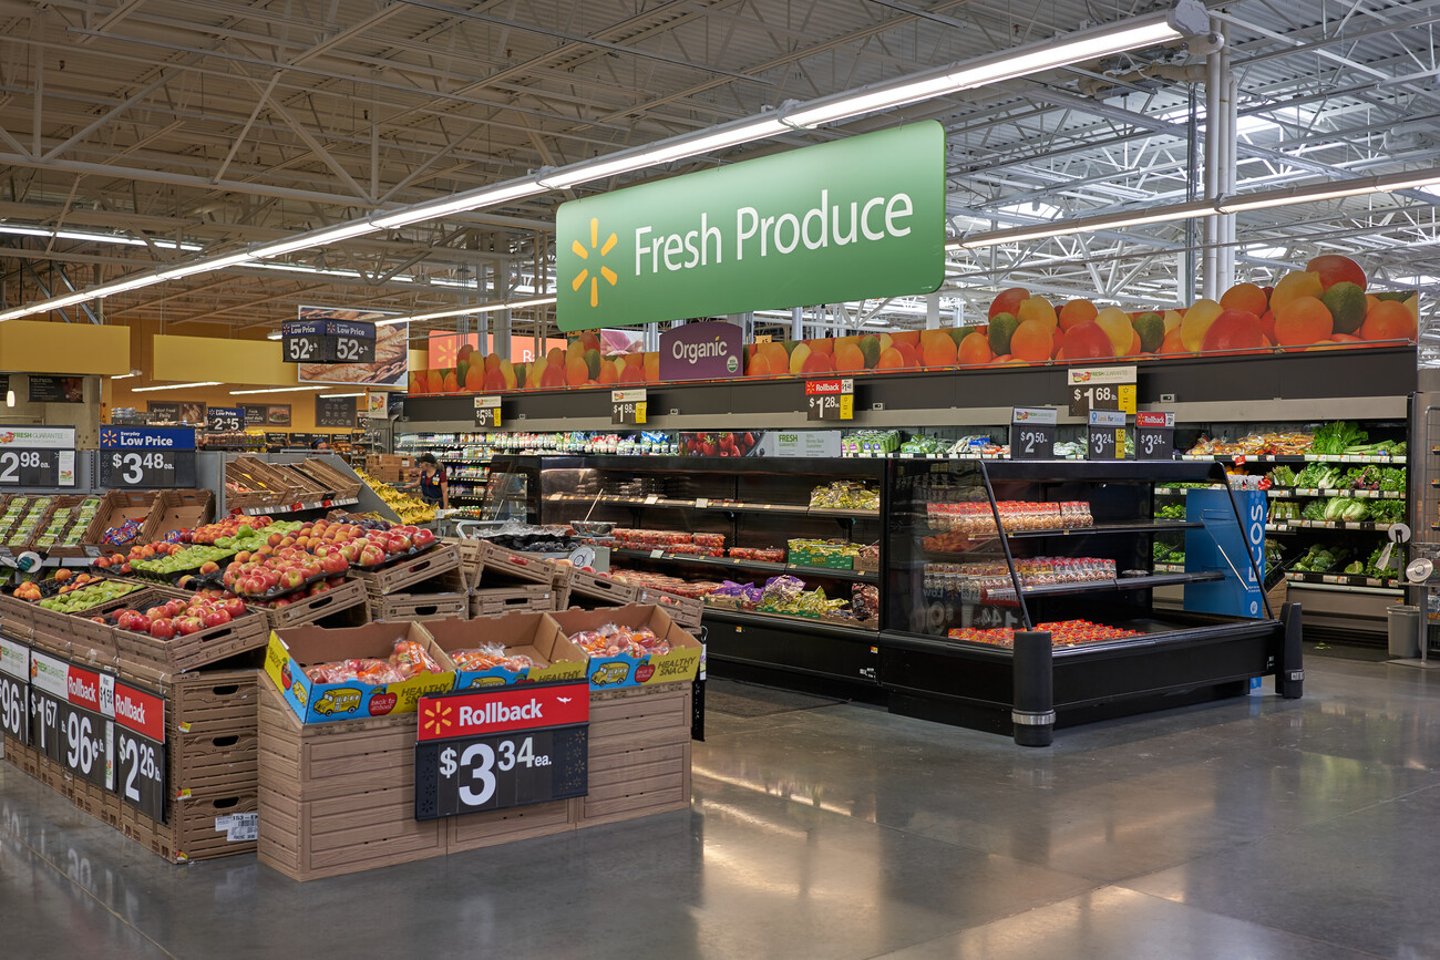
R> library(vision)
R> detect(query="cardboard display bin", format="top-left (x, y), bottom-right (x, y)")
top-left (424, 611), bottom-right (588, 689)
top-left (264, 621), bottom-right (455, 724)
top-left (550, 605), bottom-right (703, 691)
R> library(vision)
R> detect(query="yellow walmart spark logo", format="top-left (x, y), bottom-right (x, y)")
top-left (571, 217), bottom-right (618, 308)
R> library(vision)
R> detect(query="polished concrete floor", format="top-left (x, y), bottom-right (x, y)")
top-left (5, 651), bottom-right (1440, 959)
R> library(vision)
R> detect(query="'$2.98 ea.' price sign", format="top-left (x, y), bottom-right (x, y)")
top-left (413, 681), bottom-right (590, 820)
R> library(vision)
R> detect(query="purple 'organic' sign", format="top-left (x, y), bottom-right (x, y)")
top-left (659, 321), bottom-right (744, 381)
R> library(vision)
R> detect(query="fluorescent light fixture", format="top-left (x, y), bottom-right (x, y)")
top-left (4, 390), bottom-right (12, 407)
top-left (318, 392), bottom-right (365, 399)
top-left (371, 180), bottom-right (548, 230)
top-left (539, 119), bottom-right (790, 189)
top-left (131, 381), bottom-right (222, 393)
top-left (156, 251), bottom-right (256, 281)
top-left (373, 295), bottom-right (557, 327)
top-left (250, 222), bottom-right (378, 259)
top-left (266, 331), bottom-right (283, 340)
top-left (228, 385), bottom-right (328, 395)
top-left (0, 223), bottom-right (202, 251)
top-left (1377, 169), bottom-right (1440, 192)
top-left (953, 199), bottom-right (1215, 249)
top-left (787, 16), bottom-right (1182, 127)
top-left (110, 370), bottom-right (140, 380)
top-left (1216, 180), bottom-right (1379, 213)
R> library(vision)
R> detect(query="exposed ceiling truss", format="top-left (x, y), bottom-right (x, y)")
top-left (2, 0), bottom-right (1440, 338)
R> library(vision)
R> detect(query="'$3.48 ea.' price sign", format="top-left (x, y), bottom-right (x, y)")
top-left (98, 426), bottom-right (197, 488)
top-left (413, 681), bottom-right (590, 820)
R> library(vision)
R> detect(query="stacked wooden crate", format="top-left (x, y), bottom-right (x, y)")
top-left (354, 543), bottom-right (467, 621)
top-left (466, 540), bottom-right (560, 616)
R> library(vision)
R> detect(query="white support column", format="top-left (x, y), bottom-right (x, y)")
top-left (1202, 45), bottom-right (1223, 301)
top-left (791, 306), bottom-right (803, 340)
top-left (925, 292), bottom-right (941, 329)
top-left (1221, 33), bottom-right (1238, 290)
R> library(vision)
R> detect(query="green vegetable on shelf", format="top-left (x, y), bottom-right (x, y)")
top-left (1311, 421), bottom-right (1368, 455)
top-left (1322, 497), bottom-right (1368, 522)
top-left (1292, 544), bottom-right (1346, 573)
top-left (1268, 465), bottom-right (1298, 486)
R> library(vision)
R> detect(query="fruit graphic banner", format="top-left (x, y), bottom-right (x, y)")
top-left (410, 256), bottom-right (1418, 398)
top-left (555, 122), bottom-right (946, 330)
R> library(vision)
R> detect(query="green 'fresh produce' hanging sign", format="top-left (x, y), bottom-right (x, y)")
top-left (555, 122), bottom-right (946, 331)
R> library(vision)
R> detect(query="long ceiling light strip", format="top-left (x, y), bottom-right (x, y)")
top-left (0, 223), bottom-right (203, 252)
top-left (373, 295), bottom-right (558, 327)
top-left (130, 380), bottom-right (222, 392)
top-left (949, 166), bottom-right (1440, 250)
top-left (228, 385), bottom-right (329, 395)
top-left (0, 13), bottom-right (1189, 324)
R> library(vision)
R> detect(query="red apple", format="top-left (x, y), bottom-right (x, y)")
top-left (202, 609), bottom-right (231, 627)
top-left (149, 618), bottom-right (175, 640)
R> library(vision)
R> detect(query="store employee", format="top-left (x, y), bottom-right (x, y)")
top-left (414, 454), bottom-right (449, 510)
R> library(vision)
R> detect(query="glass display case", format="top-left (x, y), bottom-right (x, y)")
top-left (881, 458), bottom-right (1302, 742)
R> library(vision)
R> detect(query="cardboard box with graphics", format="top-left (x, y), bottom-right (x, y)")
top-left (550, 604), bottom-right (702, 691)
top-left (264, 621), bottom-right (455, 725)
top-left (424, 611), bottom-right (588, 689)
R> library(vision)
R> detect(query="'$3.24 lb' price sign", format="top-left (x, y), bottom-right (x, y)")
top-left (413, 682), bottom-right (590, 820)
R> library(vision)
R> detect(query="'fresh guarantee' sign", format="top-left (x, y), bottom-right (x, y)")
top-left (556, 122), bottom-right (945, 331)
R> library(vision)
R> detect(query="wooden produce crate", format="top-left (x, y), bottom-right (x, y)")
top-left (455, 538), bottom-right (481, 586)
top-left (167, 665), bottom-right (259, 735)
top-left (469, 540), bottom-right (559, 590)
top-left (470, 583), bottom-right (555, 618)
top-left (250, 577), bottom-right (371, 631)
top-left (28, 582), bottom-right (157, 660)
top-left (351, 542), bottom-right (460, 595)
top-left (368, 566), bottom-right (468, 622)
top-left (257, 681), bottom-right (444, 881)
top-left (82, 490), bottom-right (160, 548)
top-left (567, 568), bottom-right (641, 607)
top-left (635, 589), bottom-right (705, 630)
top-left (142, 489), bottom-right (215, 543)
top-left (124, 783), bottom-right (259, 863)
top-left (172, 730), bottom-right (259, 795)
top-left (574, 684), bottom-right (693, 827)
top-left (113, 605), bottom-right (268, 675)
top-left (446, 799), bottom-right (575, 854)
top-left (296, 458), bottom-right (362, 500)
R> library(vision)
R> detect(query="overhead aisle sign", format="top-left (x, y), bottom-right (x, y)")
top-left (556, 122), bottom-right (946, 330)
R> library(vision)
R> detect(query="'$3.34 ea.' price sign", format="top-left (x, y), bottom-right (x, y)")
top-left (413, 681), bottom-right (590, 820)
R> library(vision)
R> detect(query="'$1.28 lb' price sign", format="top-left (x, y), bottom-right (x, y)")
top-left (413, 681), bottom-right (590, 820)
top-left (806, 378), bottom-right (854, 421)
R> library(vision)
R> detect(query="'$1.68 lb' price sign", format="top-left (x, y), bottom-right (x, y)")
top-left (413, 681), bottom-right (590, 820)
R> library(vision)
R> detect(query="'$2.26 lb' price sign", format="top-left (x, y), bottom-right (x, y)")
top-left (413, 681), bottom-right (590, 820)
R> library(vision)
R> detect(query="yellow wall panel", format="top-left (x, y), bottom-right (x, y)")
top-left (152, 334), bottom-right (298, 385)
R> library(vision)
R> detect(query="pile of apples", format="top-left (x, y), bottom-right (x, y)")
top-left (111, 594), bottom-right (247, 640)
top-left (95, 540), bottom-right (185, 575)
top-left (215, 518), bottom-right (435, 598)
top-left (186, 514), bottom-right (276, 545)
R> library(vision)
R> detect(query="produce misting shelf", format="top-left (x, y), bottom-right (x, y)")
top-left (1269, 488), bottom-right (1404, 499)
top-left (1285, 520), bottom-right (1400, 532)
top-left (1182, 454), bottom-right (1407, 464)
top-left (1284, 578), bottom-right (1403, 595)
top-left (1285, 572), bottom-right (1402, 589)
top-left (1015, 571), bottom-right (1224, 598)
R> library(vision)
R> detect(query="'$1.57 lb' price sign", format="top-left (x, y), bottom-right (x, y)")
top-left (413, 681), bottom-right (590, 820)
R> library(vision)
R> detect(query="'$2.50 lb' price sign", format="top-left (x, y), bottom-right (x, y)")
top-left (413, 681), bottom-right (590, 820)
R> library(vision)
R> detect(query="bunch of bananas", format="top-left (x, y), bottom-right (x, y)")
top-left (355, 468), bottom-right (436, 524)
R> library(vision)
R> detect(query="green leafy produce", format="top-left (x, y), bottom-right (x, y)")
top-left (1322, 497), bottom-right (1368, 522)
top-left (1270, 501), bottom-right (1300, 520)
top-left (1292, 545), bottom-right (1345, 573)
top-left (1268, 466), bottom-right (1298, 487)
top-left (1311, 421), bottom-right (1368, 455)
top-left (1344, 561), bottom-right (1364, 575)
top-left (1301, 499), bottom-right (1329, 521)
top-left (1379, 468), bottom-right (1407, 492)
top-left (1155, 503), bottom-right (1186, 520)
top-left (1368, 499), bottom-right (1406, 523)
